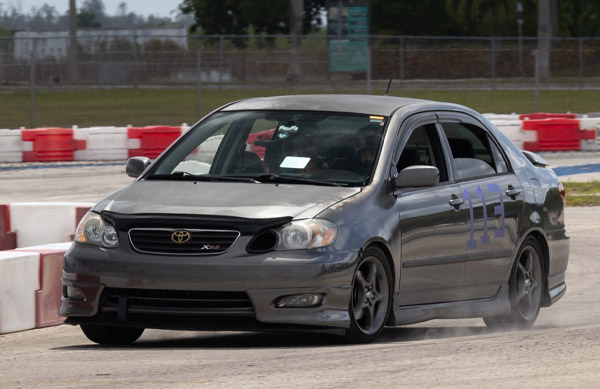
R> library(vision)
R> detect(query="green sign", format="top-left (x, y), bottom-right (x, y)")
top-left (328, 39), bottom-right (369, 72)
top-left (327, 1), bottom-right (370, 72)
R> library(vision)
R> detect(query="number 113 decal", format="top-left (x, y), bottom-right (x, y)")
top-left (463, 183), bottom-right (505, 249)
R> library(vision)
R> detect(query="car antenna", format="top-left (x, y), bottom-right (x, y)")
top-left (384, 79), bottom-right (393, 96)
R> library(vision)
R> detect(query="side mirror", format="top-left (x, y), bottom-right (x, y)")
top-left (395, 165), bottom-right (439, 188)
top-left (126, 157), bottom-right (151, 178)
top-left (521, 150), bottom-right (549, 167)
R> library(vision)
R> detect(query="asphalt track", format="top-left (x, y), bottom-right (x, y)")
top-left (1, 153), bottom-right (599, 388)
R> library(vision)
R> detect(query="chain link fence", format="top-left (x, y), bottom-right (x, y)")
top-left (1, 34), bottom-right (599, 128)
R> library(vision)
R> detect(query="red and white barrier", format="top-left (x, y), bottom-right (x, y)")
top-left (16, 243), bottom-right (72, 328)
top-left (0, 203), bottom-right (88, 334)
top-left (0, 124), bottom-right (188, 163)
top-left (127, 125), bottom-right (184, 159)
top-left (9, 202), bottom-right (94, 248)
top-left (0, 116), bottom-right (599, 163)
top-left (21, 128), bottom-right (87, 162)
top-left (484, 113), bottom-right (599, 152)
top-left (519, 112), bottom-right (577, 120)
top-left (0, 242), bottom-right (71, 334)
top-left (0, 202), bottom-right (85, 334)
top-left (0, 203), bottom-right (86, 334)
top-left (579, 117), bottom-right (600, 151)
top-left (0, 251), bottom-right (40, 333)
top-left (486, 119), bottom-right (536, 150)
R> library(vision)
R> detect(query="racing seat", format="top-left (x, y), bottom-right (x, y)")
top-left (240, 151), bottom-right (264, 174)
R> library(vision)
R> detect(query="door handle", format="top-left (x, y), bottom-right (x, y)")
top-left (506, 186), bottom-right (522, 199)
top-left (449, 197), bottom-right (464, 207)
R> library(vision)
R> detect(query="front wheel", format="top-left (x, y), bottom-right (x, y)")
top-left (484, 237), bottom-right (544, 329)
top-left (344, 247), bottom-right (392, 343)
top-left (80, 324), bottom-right (144, 345)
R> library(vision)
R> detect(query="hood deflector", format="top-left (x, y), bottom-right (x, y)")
top-left (102, 211), bottom-right (293, 235)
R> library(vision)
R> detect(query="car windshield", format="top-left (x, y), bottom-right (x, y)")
top-left (148, 110), bottom-right (387, 187)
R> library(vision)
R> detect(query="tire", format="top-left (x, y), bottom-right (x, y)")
top-left (343, 247), bottom-right (393, 343)
top-left (80, 324), bottom-right (144, 345)
top-left (484, 237), bottom-right (544, 330)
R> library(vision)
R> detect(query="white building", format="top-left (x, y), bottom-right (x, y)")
top-left (13, 28), bottom-right (188, 59)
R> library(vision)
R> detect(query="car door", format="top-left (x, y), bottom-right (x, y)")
top-left (395, 114), bottom-right (468, 306)
top-left (439, 115), bottom-right (524, 300)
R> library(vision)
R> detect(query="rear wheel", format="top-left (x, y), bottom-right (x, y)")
top-left (80, 324), bottom-right (144, 345)
top-left (344, 247), bottom-right (392, 343)
top-left (484, 237), bottom-right (544, 329)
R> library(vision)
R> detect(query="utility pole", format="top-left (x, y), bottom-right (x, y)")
top-left (287, 0), bottom-right (303, 83)
top-left (69, 0), bottom-right (78, 84)
top-left (516, 2), bottom-right (524, 77)
top-left (537, 0), bottom-right (551, 79)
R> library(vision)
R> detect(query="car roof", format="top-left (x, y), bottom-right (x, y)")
top-left (221, 94), bottom-right (441, 116)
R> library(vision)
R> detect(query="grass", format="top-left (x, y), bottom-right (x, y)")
top-left (564, 182), bottom-right (600, 206)
top-left (1, 87), bottom-right (599, 129)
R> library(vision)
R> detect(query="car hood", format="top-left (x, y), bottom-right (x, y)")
top-left (93, 180), bottom-right (361, 220)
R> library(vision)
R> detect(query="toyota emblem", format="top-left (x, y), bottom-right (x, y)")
top-left (171, 230), bottom-right (191, 244)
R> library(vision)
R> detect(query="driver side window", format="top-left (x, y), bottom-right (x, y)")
top-left (397, 124), bottom-right (448, 182)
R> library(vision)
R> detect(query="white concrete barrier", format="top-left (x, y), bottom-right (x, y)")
top-left (0, 129), bottom-right (23, 162)
top-left (483, 113), bottom-right (519, 121)
top-left (195, 134), bottom-right (224, 163)
top-left (489, 119), bottom-right (536, 150)
top-left (16, 243), bottom-right (71, 328)
top-left (579, 118), bottom-right (600, 151)
top-left (9, 202), bottom-right (94, 248)
top-left (16, 242), bottom-right (73, 251)
top-left (0, 251), bottom-right (39, 333)
top-left (73, 126), bottom-right (128, 160)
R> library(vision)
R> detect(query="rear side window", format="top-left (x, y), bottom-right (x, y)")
top-left (441, 123), bottom-right (508, 181)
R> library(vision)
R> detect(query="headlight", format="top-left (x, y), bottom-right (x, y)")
top-left (275, 219), bottom-right (337, 250)
top-left (75, 212), bottom-right (119, 248)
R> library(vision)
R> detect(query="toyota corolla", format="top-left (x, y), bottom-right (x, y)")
top-left (60, 95), bottom-right (569, 344)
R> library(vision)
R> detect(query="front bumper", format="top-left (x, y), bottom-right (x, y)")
top-left (60, 242), bottom-right (358, 330)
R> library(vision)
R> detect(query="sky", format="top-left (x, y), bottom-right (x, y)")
top-left (4, 0), bottom-right (183, 18)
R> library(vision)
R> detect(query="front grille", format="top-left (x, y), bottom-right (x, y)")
top-left (100, 287), bottom-right (254, 318)
top-left (128, 228), bottom-right (240, 255)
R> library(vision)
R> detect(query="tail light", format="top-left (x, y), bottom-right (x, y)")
top-left (558, 182), bottom-right (566, 205)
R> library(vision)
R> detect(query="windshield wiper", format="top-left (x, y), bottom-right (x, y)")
top-left (249, 173), bottom-right (344, 187)
top-left (146, 173), bottom-right (257, 183)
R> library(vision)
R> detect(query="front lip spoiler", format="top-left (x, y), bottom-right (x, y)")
top-left (64, 315), bottom-right (337, 333)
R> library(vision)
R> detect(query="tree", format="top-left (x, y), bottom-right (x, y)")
top-left (29, 4), bottom-right (59, 29)
top-left (370, 0), bottom-right (455, 36)
top-left (180, 0), bottom-right (325, 38)
top-left (81, 0), bottom-right (106, 25)
top-left (557, 0), bottom-right (600, 37)
top-left (371, 0), bottom-right (539, 37)
top-left (444, 0), bottom-right (537, 36)
top-left (78, 10), bottom-right (101, 28)
top-left (117, 2), bottom-right (128, 17)
top-left (0, 1), bottom-right (181, 31)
